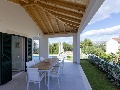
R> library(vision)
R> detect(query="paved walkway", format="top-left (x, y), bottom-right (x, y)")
top-left (0, 60), bottom-right (91, 90)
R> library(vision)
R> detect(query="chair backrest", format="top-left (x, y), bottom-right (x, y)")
top-left (26, 61), bottom-right (35, 68)
top-left (29, 61), bottom-right (35, 65)
top-left (40, 57), bottom-right (44, 61)
top-left (27, 68), bottom-right (40, 81)
top-left (58, 63), bottom-right (63, 75)
top-left (61, 58), bottom-right (64, 66)
top-left (34, 59), bottom-right (40, 64)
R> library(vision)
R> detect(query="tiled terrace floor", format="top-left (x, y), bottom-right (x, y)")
top-left (0, 60), bottom-right (91, 90)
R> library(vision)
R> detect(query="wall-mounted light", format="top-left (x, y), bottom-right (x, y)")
top-left (37, 34), bottom-right (40, 35)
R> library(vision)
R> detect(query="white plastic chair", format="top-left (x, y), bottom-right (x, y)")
top-left (57, 58), bottom-right (64, 74)
top-left (26, 68), bottom-right (45, 90)
top-left (40, 57), bottom-right (44, 61)
top-left (26, 61), bottom-right (35, 68)
top-left (26, 61), bottom-right (35, 82)
top-left (49, 63), bottom-right (62, 87)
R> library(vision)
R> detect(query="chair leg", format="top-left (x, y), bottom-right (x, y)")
top-left (45, 72), bottom-right (46, 85)
top-left (58, 77), bottom-right (60, 88)
top-left (62, 67), bottom-right (64, 74)
top-left (27, 82), bottom-right (29, 90)
top-left (39, 82), bottom-right (40, 90)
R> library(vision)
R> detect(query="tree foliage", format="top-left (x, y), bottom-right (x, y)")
top-left (80, 38), bottom-right (114, 62)
top-left (49, 42), bottom-right (73, 54)
top-left (63, 42), bottom-right (73, 51)
top-left (49, 43), bottom-right (59, 54)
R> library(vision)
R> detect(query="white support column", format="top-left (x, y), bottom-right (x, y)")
top-left (39, 36), bottom-right (49, 59)
top-left (77, 33), bottom-right (80, 63)
top-left (73, 33), bottom-right (80, 63)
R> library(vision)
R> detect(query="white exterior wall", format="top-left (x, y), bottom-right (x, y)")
top-left (106, 39), bottom-right (120, 54)
top-left (39, 36), bottom-right (49, 59)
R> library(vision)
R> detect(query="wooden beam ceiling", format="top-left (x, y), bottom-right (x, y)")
top-left (46, 10), bottom-right (81, 24)
top-left (39, 0), bottom-right (86, 12)
top-left (9, 0), bottom-right (89, 35)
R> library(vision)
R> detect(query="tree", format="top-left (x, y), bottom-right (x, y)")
top-left (63, 42), bottom-right (73, 51)
top-left (80, 38), bottom-right (93, 54)
top-left (49, 43), bottom-right (59, 54)
top-left (94, 43), bottom-right (106, 52)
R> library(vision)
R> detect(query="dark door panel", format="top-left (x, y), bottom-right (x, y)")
top-left (0, 33), bottom-right (12, 85)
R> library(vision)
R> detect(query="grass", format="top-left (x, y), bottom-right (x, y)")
top-left (80, 59), bottom-right (118, 90)
top-left (67, 56), bottom-right (73, 61)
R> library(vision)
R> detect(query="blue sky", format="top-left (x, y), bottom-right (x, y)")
top-left (42, 0), bottom-right (120, 43)
top-left (81, 0), bottom-right (120, 42)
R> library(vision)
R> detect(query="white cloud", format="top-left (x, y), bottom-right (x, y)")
top-left (89, 0), bottom-right (120, 24)
top-left (81, 25), bottom-right (120, 37)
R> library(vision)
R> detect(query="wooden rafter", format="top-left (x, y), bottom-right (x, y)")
top-left (57, 17), bottom-right (80, 26)
top-left (37, 2), bottom-right (83, 19)
top-left (21, 0), bottom-right (29, 3)
top-left (58, 18), bottom-right (79, 29)
top-left (43, 10), bottom-right (55, 33)
top-left (23, 6), bottom-right (49, 34)
top-left (45, 9), bottom-right (76, 32)
top-left (22, 2), bottom-right (83, 18)
top-left (35, 6), bottom-right (54, 33)
top-left (32, 6), bottom-right (49, 34)
top-left (63, 24), bottom-right (67, 32)
top-left (55, 18), bottom-right (60, 33)
top-left (46, 10), bottom-right (81, 24)
top-left (39, 0), bottom-right (86, 12)
top-left (8, 0), bottom-right (30, 4)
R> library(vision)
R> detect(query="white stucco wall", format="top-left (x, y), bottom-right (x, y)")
top-left (106, 39), bottom-right (120, 54)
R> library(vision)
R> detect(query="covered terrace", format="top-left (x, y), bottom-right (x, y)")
top-left (0, 0), bottom-right (105, 90)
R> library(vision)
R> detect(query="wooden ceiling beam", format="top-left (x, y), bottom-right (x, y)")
top-left (57, 16), bottom-right (80, 25)
top-left (9, 0), bottom-right (30, 4)
top-left (57, 17), bottom-right (80, 27)
top-left (21, 0), bottom-right (29, 3)
top-left (44, 11), bottom-right (55, 33)
top-left (37, 2), bottom-right (83, 19)
top-left (31, 6), bottom-right (49, 34)
top-left (63, 24), bottom-right (67, 32)
top-left (45, 10), bottom-right (76, 32)
top-left (55, 18), bottom-right (60, 33)
top-left (46, 10), bottom-right (81, 24)
top-left (39, 0), bottom-right (86, 12)
top-left (23, 6), bottom-right (49, 34)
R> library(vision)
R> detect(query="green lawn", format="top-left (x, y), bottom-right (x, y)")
top-left (67, 56), bottom-right (73, 61)
top-left (80, 59), bottom-right (118, 90)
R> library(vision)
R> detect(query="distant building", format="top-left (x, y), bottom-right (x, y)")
top-left (106, 38), bottom-right (120, 54)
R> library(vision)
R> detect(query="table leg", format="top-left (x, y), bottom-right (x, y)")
top-left (45, 71), bottom-right (46, 85)
top-left (48, 71), bottom-right (50, 90)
